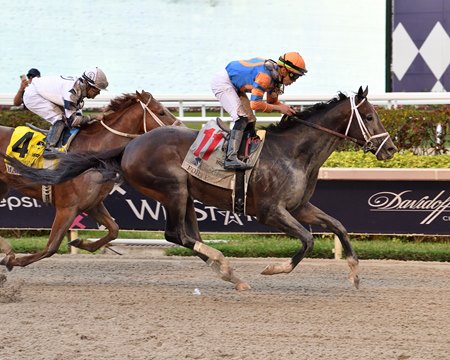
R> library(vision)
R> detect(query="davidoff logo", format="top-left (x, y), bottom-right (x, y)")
top-left (368, 190), bottom-right (450, 225)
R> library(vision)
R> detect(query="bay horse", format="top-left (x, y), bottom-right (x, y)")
top-left (3, 87), bottom-right (397, 290)
top-left (0, 90), bottom-right (180, 270)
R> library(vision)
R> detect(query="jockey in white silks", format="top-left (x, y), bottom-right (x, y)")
top-left (23, 67), bottom-right (108, 158)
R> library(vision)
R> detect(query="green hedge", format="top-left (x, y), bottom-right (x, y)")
top-left (0, 109), bottom-right (49, 129)
top-left (1, 105), bottom-right (449, 155)
top-left (377, 106), bottom-right (449, 155)
top-left (324, 150), bottom-right (450, 168)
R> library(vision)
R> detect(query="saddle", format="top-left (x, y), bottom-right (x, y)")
top-left (182, 118), bottom-right (266, 214)
top-left (26, 123), bottom-right (79, 151)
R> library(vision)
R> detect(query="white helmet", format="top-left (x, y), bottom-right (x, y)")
top-left (82, 67), bottom-right (108, 90)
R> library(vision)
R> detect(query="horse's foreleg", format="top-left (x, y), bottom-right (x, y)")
top-left (2, 208), bottom-right (77, 270)
top-left (70, 203), bottom-right (119, 252)
top-left (293, 202), bottom-right (360, 288)
top-left (259, 207), bottom-right (314, 275)
top-left (165, 197), bottom-right (250, 291)
top-left (0, 236), bottom-right (15, 271)
top-left (0, 184), bottom-right (15, 270)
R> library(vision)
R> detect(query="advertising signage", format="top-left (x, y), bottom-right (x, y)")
top-left (0, 181), bottom-right (448, 236)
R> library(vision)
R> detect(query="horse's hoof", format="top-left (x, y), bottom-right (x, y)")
top-left (349, 275), bottom-right (360, 289)
top-left (68, 238), bottom-right (81, 248)
top-left (1, 255), bottom-right (13, 272)
top-left (235, 282), bottom-right (251, 291)
top-left (261, 265), bottom-right (275, 275)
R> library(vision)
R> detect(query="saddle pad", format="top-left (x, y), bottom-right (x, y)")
top-left (5, 126), bottom-right (46, 171)
top-left (182, 119), bottom-right (266, 189)
top-left (4, 126), bottom-right (63, 175)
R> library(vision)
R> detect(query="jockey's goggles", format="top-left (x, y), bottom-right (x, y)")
top-left (288, 72), bottom-right (302, 80)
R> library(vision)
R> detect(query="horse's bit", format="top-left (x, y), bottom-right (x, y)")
top-left (99, 94), bottom-right (181, 138)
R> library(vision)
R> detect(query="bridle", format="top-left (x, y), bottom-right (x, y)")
top-left (345, 96), bottom-right (390, 155)
top-left (294, 95), bottom-right (390, 156)
top-left (99, 93), bottom-right (181, 138)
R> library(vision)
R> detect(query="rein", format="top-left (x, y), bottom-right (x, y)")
top-left (295, 95), bottom-right (390, 155)
top-left (99, 94), bottom-right (171, 138)
top-left (294, 118), bottom-right (365, 146)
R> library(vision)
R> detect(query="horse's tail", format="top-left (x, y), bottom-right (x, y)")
top-left (0, 147), bottom-right (124, 185)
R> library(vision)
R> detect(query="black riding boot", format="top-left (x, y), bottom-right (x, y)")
top-left (43, 120), bottom-right (65, 159)
top-left (224, 129), bottom-right (252, 170)
top-left (244, 121), bottom-right (257, 137)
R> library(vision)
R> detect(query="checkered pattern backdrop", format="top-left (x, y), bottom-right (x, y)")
top-left (392, 0), bottom-right (450, 92)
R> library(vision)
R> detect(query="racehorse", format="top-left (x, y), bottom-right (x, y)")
top-left (0, 91), bottom-right (180, 270)
top-left (3, 87), bottom-right (397, 290)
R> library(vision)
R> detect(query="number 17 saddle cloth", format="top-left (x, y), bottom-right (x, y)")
top-left (181, 119), bottom-right (266, 190)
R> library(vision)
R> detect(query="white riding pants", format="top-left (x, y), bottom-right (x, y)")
top-left (211, 69), bottom-right (256, 127)
top-left (23, 83), bottom-right (64, 125)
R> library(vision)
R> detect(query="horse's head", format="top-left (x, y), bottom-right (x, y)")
top-left (100, 91), bottom-right (183, 139)
top-left (344, 86), bottom-right (397, 160)
top-left (134, 90), bottom-right (182, 130)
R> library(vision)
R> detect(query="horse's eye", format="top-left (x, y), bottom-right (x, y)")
top-left (159, 110), bottom-right (165, 116)
top-left (366, 114), bottom-right (373, 121)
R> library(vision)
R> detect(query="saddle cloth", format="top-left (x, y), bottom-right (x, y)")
top-left (5, 125), bottom-right (78, 175)
top-left (181, 119), bottom-right (266, 190)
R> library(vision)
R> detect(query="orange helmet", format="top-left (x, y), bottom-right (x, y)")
top-left (277, 52), bottom-right (307, 75)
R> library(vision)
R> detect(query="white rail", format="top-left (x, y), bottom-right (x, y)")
top-left (1, 92), bottom-right (449, 123)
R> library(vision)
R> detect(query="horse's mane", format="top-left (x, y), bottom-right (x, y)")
top-left (265, 92), bottom-right (348, 133)
top-left (105, 93), bottom-right (139, 112)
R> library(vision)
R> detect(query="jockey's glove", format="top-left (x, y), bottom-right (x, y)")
top-left (71, 115), bottom-right (94, 127)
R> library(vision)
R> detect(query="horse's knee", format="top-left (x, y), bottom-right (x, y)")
top-left (109, 226), bottom-right (119, 239)
top-left (45, 247), bottom-right (59, 258)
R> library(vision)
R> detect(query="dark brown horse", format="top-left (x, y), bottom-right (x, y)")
top-left (3, 87), bottom-right (397, 290)
top-left (0, 91), bottom-right (180, 270)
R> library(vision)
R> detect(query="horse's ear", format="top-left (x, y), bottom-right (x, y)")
top-left (357, 86), bottom-right (368, 99)
top-left (135, 90), bottom-right (142, 102)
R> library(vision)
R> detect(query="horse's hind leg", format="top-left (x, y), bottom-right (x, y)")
top-left (165, 196), bottom-right (250, 291)
top-left (292, 202), bottom-right (360, 288)
top-left (69, 202), bottom-right (119, 252)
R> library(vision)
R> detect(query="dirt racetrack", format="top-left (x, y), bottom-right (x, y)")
top-left (0, 253), bottom-right (449, 360)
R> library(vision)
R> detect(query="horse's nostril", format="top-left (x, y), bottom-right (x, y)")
top-left (386, 145), bottom-right (398, 153)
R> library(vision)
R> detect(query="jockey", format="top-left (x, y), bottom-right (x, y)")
top-left (211, 52), bottom-right (307, 170)
top-left (23, 67), bottom-right (108, 158)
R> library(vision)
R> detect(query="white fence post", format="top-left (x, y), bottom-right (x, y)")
top-left (334, 234), bottom-right (342, 260)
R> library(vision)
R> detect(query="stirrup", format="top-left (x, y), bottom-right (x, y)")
top-left (42, 148), bottom-right (61, 159)
top-left (224, 158), bottom-right (252, 170)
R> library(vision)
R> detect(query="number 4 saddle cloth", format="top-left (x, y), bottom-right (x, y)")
top-left (182, 119), bottom-right (266, 190)
top-left (5, 126), bottom-right (56, 175)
